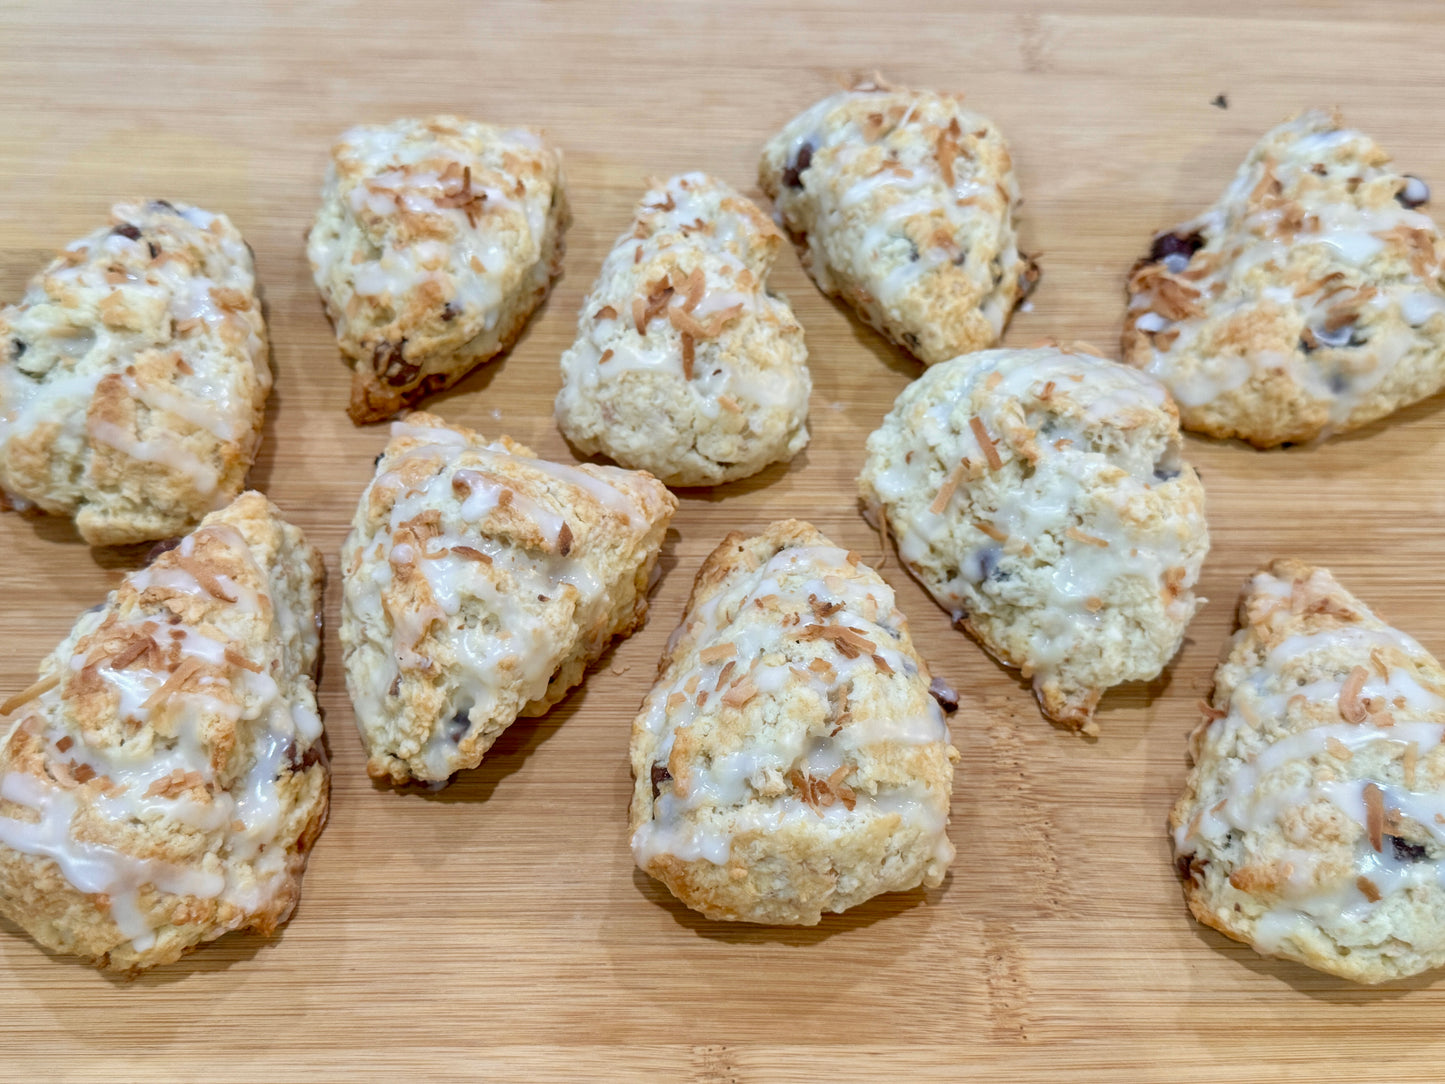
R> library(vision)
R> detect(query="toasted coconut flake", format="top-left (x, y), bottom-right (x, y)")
top-left (54, 735), bottom-right (73, 753)
top-left (1356, 875), bottom-right (1382, 903)
top-left (976, 521), bottom-right (1007, 543)
top-left (449, 545), bottom-right (493, 564)
top-left (928, 461), bottom-right (966, 516)
top-left (631, 297), bottom-right (647, 334)
top-left (666, 691), bottom-right (688, 712)
top-left (1084, 596), bottom-right (1103, 613)
top-left (1198, 699), bottom-right (1227, 722)
top-left (1363, 782), bottom-right (1385, 852)
top-left (594, 305), bottom-right (617, 321)
top-left (140, 656), bottom-right (203, 711)
top-left (699, 642), bottom-right (737, 664)
top-left (556, 521), bottom-right (574, 557)
top-left (714, 659), bottom-right (737, 690)
top-left (717, 393), bottom-right (741, 413)
top-left (223, 646), bottom-right (263, 673)
top-left (1339, 666), bottom-right (1369, 724)
top-left (1325, 736), bottom-right (1353, 761)
top-left (1369, 646), bottom-right (1390, 679)
top-left (108, 636), bottom-right (156, 671)
top-left (1403, 741), bottom-right (1419, 789)
top-left (1066, 526), bottom-right (1109, 548)
top-left (722, 678), bottom-right (758, 708)
top-left (681, 268), bottom-right (705, 311)
top-left (968, 417), bottom-right (1003, 471)
top-left (808, 593), bottom-right (844, 619)
top-left (174, 554), bottom-right (237, 603)
top-left (144, 768), bottom-right (208, 799)
top-left (71, 763), bottom-right (96, 785)
top-left (681, 333), bottom-right (695, 380)
top-left (1, 673), bottom-right (60, 716)
top-left (871, 653), bottom-right (893, 675)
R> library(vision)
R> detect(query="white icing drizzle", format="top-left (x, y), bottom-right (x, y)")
top-left (0, 516), bottom-right (320, 953)
top-left (631, 541), bottom-right (953, 871)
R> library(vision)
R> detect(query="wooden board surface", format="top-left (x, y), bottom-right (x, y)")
top-left (3, 1), bottom-right (1445, 1078)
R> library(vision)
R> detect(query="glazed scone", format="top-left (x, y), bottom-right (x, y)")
top-left (630, 520), bottom-right (958, 925)
top-left (0, 200), bottom-right (270, 546)
top-left (858, 344), bottom-right (1209, 734)
top-left (1172, 559), bottom-right (1445, 984)
top-left (0, 492), bottom-right (328, 972)
top-left (759, 76), bottom-right (1036, 366)
top-left (1124, 109), bottom-right (1445, 446)
top-left (341, 412), bottom-right (676, 783)
top-left (555, 172), bottom-right (811, 486)
top-left (308, 116), bottom-right (568, 424)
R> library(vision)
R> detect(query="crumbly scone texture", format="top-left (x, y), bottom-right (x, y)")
top-left (759, 76), bottom-right (1036, 366)
top-left (307, 115), bottom-right (569, 424)
top-left (341, 412), bottom-right (676, 783)
top-left (1123, 109), bottom-right (1445, 447)
top-left (0, 492), bottom-right (328, 972)
top-left (629, 519), bottom-right (958, 925)
top-left (858, 344), bottom-right (1209, 734)
top-left (1171, 559), bottom-right (1445, 984)
top-left (0, 200), bottom-right (271, 545)
top-left (555, 172), bottom-right (811, 486)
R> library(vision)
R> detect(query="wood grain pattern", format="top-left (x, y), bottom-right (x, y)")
top-left (2, 1), bottom-right (1444, 1078)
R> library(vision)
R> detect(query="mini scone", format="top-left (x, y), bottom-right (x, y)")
top-left (1124, 109), bottom-right (1445, 446)
top-left (308, 116), bottom-right (568, 424)
top-left (555, 172), bottom-right (811, 486)
top-left (630, 520), bottom-right (957, 924)
top-left (0, 200), bottom-right (270, 546)
top-left (758, 76), bottom-right (1036, 366)
top-left (1172, 559), bottom-right (1445, 984)
top-left (0, 492), bottom-right (328, 972)
top-left (858, 344), bottom-right (1209, 734)
top-left (341, 412), bottom-right (676, 783)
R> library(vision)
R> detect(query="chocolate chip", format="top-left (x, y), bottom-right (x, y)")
top-left (445, 713), bottom-right (471, 743)
top-left (144, 538), bottom-right (181, 565)
top-left (927, 675), bottom-right (959, 714)
top-left (1398, 175), bottom-right (1430, 209)
top-left (1147, 231), bottom-right (1205, 268)
top-left (650, 762), bottom-right (671, 800)
top-left (10, 338), bottom-right (25, 360)
top-left (287, 743), bottom-right (324, 771)
top-left (149, 199), bottom-right (177, 212)
top-left (111, 223), bottom-right (142, 241)
top-left (1153, 464), bottom-right (1181, 481)
top-left (374, 340), bottom-right (419, 387)
top-left (1389, 834), bottom-right (1430, 863)
top-left (781, 142), bottom-right (813, 189)
top-left (147, 241), bottom-right (159, 259)
top-left (373, 451), bottom-right (384, 466)
top-left (441, 302), bottom-right (459, 322)
top-left (977, 544), bottom-right (1006, 582)
top-left (1210, 94), bottom-right (1228, 110)
top-left (1176, 853), bottom-right (1208, 885)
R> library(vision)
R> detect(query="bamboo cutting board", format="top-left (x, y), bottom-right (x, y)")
top-left (3, 2), bottom-right (1445, 1079)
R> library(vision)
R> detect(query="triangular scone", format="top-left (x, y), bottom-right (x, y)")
top-left (858, 345), bottom-right (1209, 734)
top-left (1124, 110), bottom-right (1445, 446)
top-left (630, 520), bottom-right (958, 925)
top-left (1173, 559), bottom-right (1445, 983)
top-left (307, 116), bottom-right (569, 424)
top-left (0, 200), bottom-right (270, 545)
top-left (0, 493), bottom-right (328, 972)
top-left (759, 77), bottom-right (1036, 366)
top-left (341, 412), bottom-right (677, 783)
top-left (555, 172), bottom-right (811, 486)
